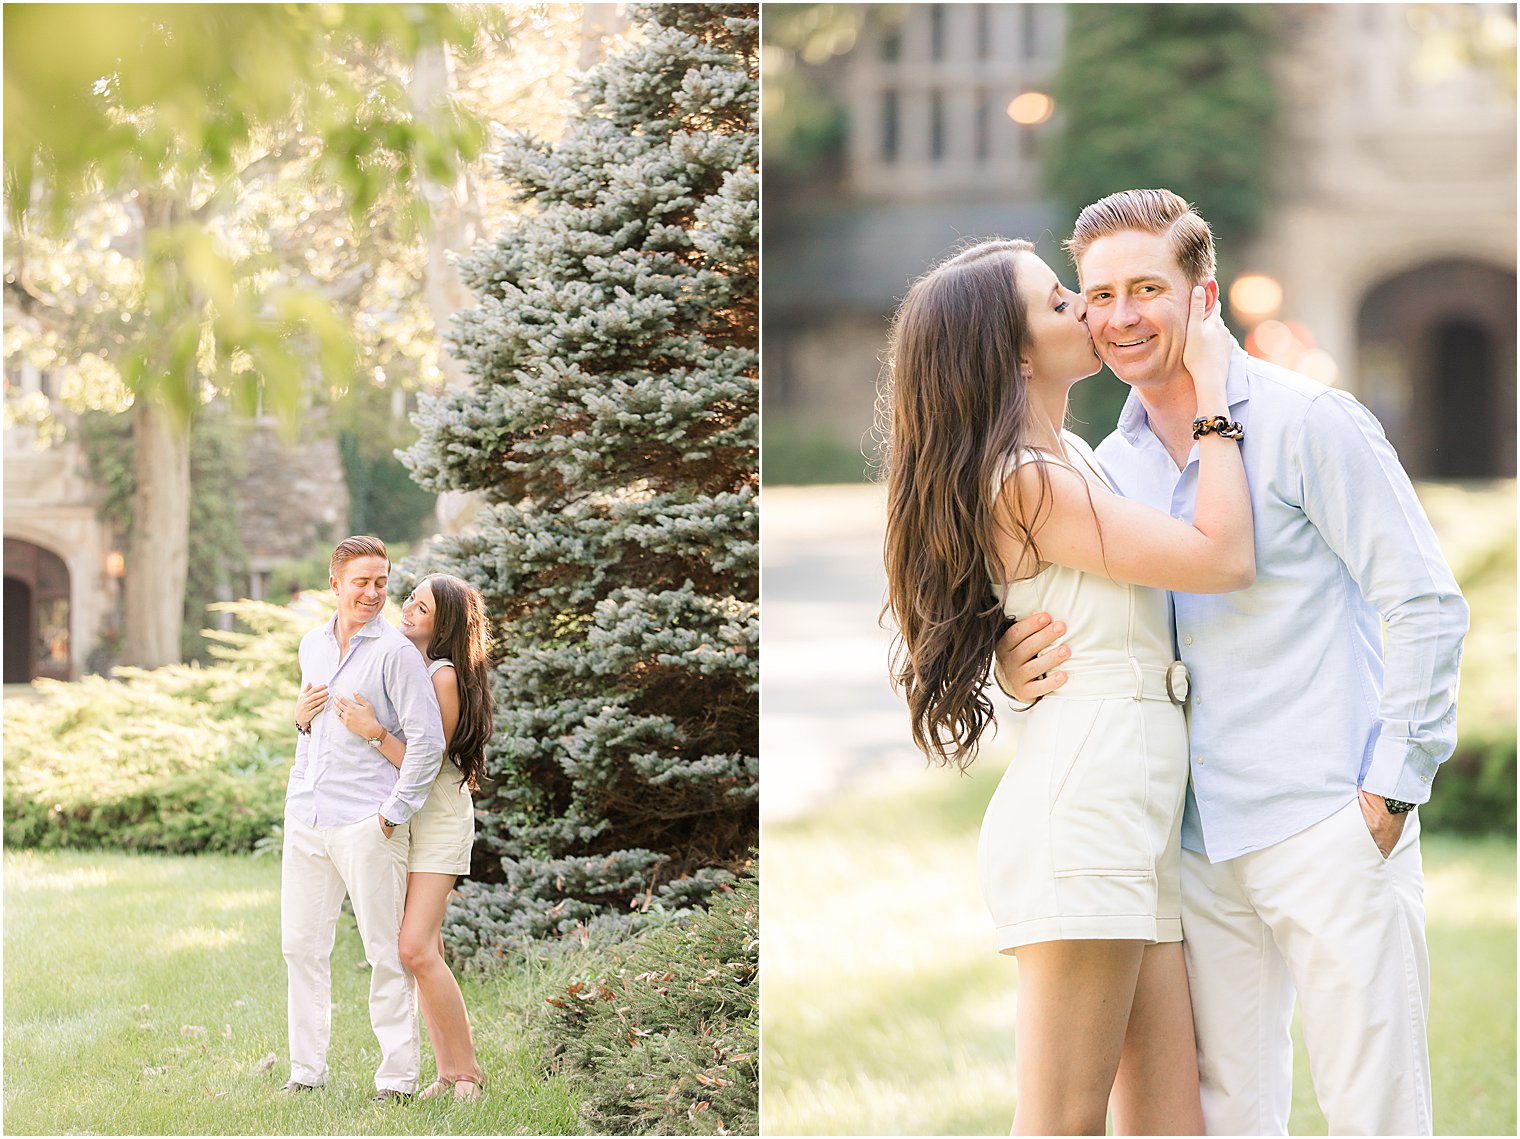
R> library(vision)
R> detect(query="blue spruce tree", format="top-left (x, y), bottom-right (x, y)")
top-left (402, 3), bottom-right (757, 960)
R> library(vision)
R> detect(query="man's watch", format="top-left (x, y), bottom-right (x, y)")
top-left (1383, 797), bottom-right (1417, 815)
top-left (380, 815), bottom-right (400, 830)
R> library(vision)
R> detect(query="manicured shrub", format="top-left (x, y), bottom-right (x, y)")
top-left (3, 600), bottom-right (307, 853)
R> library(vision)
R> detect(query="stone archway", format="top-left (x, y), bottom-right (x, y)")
top-left (2, 538), bottom-right (73, 682)
top-left (1429, 318), bottom-right (1499, 478)
top-left (1356, 259), bottom-right (1516, 479)
top-left (4, 576), bottom-right (34, 683)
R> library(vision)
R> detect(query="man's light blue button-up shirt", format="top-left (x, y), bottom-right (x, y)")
top-left (287, 612), bottom-right (445, 829)
top-left (1095, 347), bottom-right (1469, 862)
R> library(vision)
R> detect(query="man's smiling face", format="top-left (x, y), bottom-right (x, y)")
top-left (331, 554), bottom-right (389, 628)
top-left (1077, 227), bottom-right (1200, 391)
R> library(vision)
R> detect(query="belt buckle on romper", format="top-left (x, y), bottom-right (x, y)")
top-left (1165, 661), bottom-right (1190, 705)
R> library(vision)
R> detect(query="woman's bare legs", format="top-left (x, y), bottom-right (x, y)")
top-left (1010, 939), bottom-right (1145, 1135)
top-left (399, 872), bottom-right (484, 1090)
top-left (1109, 942), bottom-right (1204, 1135)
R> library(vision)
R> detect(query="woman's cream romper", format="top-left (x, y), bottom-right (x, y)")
top-left (407, 658), bottom-right (476, 876)
top-left (978, 432), bottom-right (1190, 952)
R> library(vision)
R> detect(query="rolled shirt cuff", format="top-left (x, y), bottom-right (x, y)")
top-left (378, 794), bottom-right (416, 825)
top-left (1360, 734), bottom-right (1440, 806)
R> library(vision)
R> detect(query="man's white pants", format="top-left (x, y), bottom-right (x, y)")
top-left (1182, 799), bottom-right (1431, 1136)
top-left (281, 811), bottom-right (419, 1093)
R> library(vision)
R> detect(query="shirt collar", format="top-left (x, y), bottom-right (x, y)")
top-left (1114, 343), bottom-right (1253, 446)
top-left (1115, 385), bottom-right (1150, 445)
top-left (324, 610), bottom-right (391, 643)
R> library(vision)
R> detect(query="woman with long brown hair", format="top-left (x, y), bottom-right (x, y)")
top-left (881, 238), bottom-right (1251, 1134)
top-left (299, 571), bottom-right (495, 1102)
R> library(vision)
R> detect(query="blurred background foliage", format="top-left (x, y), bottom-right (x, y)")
top-left (4, 4), bottom-right (589, 670)
top-left (333, 384), bottom-right (439, 544)
top-left (4, 5), bottom-right (481, 220)
top-left (1045, 4), bottom-right (1279, 253)
top-left (5, 3), bottom-right (484, 669)
top-left (758, 4), bottom-right (859, 187)
top-left (5, 2), bottom-right (485, 429)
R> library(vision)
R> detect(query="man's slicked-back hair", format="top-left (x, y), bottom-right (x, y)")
top-left (329, 535), bottom-right (389, 580)
top-left (1065, 188), bottom-right (1217, 284)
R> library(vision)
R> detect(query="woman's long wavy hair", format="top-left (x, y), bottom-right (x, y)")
top-left (879, 239), bottom-right (1054, 770)
top-left (420, 573), bottom-right (496, 792)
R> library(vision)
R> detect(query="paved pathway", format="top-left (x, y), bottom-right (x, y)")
top-left (760, 483), bottom-right (928, 823)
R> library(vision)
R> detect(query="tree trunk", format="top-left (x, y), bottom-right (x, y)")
top-left (412, 41), bottom-right (484, 535)
top-left (122, 394), bottom-right (192, 667)
top-left (411, 41), bottom-right (478, 392)
top-left (122, 192), bottom-right (196, 668)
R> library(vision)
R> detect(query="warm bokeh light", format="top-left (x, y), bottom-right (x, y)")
top-left (105, 551), bottom-right (125, 578)
top-left (1006, 91), bottom-right (1054, 125)
top-left (1229, 273), bottom-right (1283, 318)
top-left (1481, 10), bottom-right (1517, 50)
top-left (1243, 319), bottom-right (1337, 385)
top-left (1249, 319), bottom-right (1295, 358)
top-left (1298, 348), bottom-right (1340, 386)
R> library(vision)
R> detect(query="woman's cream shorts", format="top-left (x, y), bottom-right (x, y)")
top-left (978, 696), bottom-right (1189, 952)
top-left (407, 761), bottom-right (475, 876)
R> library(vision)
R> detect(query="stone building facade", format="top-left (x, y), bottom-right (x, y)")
top-left (764, 2), bottom-right (1516, 479)
top-left (3, 358), bottom-right (115, 683)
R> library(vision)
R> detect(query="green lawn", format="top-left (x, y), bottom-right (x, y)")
top-left (761, 756), bottom-right (1517, 1136)
top-left (3, 850), bottom-right (582, 1135)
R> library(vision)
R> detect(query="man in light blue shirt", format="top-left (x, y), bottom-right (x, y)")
top-left (999, 189), bottom-right (1467, 1134)
top-left (280, 535), bottom-right (445, 1100)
